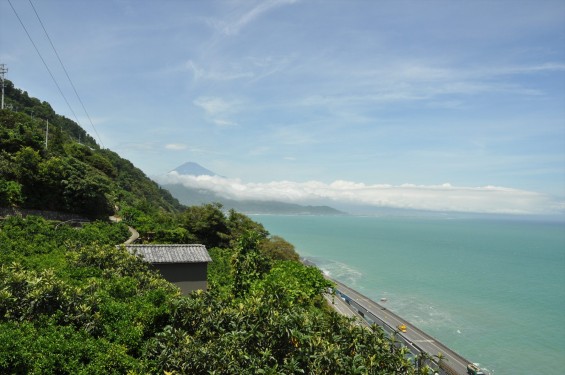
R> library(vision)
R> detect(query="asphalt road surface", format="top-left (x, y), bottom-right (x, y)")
top-left (329, 278), bottom-right (475, 375)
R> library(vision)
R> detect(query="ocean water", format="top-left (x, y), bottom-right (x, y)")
top-left (253, 214), bottom-right (565, 375)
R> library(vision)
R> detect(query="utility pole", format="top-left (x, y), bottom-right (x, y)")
top-left (45, 119), bottom-right (49, 149)
top-left (0, 63), bottom-right (7, 110)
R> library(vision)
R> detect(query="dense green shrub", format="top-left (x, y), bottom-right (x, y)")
top-left (0, 214), bottom-right (424, 374)
top-left (0, 216), bottom-right (183, 373)
top-left (260, 235), bottom-right (300, 261)
top-left (0, 321), bottom-right (142, 374)
top-left (0, 178), bottom-right (23, 206)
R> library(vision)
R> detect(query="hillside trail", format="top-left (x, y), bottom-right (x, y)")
top-left (109, 215), bottom-right (139, 244)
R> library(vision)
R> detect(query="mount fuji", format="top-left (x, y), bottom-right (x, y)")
top-left (161, 162), bottom-right (344, 215)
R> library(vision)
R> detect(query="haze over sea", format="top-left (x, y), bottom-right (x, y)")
top-left (254, 214), bottom-right (565, 375)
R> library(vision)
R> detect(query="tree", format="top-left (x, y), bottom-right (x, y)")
top-left (227, 209), bottom-right (269, 245)
top-left (433, 351), bottom-right (447, 372)
top-left (416, 351), bottom-right (433, 373)
top-left (0, 179), bottom-right (23, 206)
top-left (231, 231), bottom-right (271, 297)
top-left (260, 235), bottom-right (300, 261)
top-left (252, 260), bottom-right (332, 309)
top-left (13, 146), bottom-right (43, 207)
top-left (0, 110), bottom-right (44, 152)
top-left (13, 146), bottom-right (41, 183)
top-left (38, 156), bottom-right (113, 217)
top-left (180, 203), bottom-right (229, 248)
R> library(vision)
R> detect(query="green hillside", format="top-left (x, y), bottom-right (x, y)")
top-left (0, 82), bottom-right (425, 374)
top-left (0, 79), bottom-right (183, 218)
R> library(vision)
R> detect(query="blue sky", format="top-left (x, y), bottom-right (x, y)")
top-left (2, 0), bottom-right (564, 214)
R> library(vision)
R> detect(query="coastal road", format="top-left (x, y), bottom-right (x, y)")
top-left (324, 293), bottom-right (370, 328)
top-left (330, 278), bottom-right (473, 375)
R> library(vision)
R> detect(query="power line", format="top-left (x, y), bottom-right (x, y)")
top-left (7, 0), bottom-right (104, 148)
top-left (7, 0), bottom-right (81, 125)
top-left (28, 0), bottom-right (104, 148)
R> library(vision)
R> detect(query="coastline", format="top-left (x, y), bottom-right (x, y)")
top-left (256, 214), bottom-right (565, 374)
top-left (304, 258), bottom-right (475, 375)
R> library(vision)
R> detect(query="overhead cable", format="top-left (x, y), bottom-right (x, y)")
top-left (7, 0), bottom-right (103, 147)
top-left (28, 0), bottom-right (104, 148)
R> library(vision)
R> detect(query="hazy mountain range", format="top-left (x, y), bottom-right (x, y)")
top-left (161, 163), bottom-right (557, 220)
top-left (161, 162), bottom-right (344, 215)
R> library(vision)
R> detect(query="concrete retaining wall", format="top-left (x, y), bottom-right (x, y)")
top-left (0, 207), bottom-right (91, 222)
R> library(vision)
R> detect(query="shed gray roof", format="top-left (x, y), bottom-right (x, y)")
top-left (125, 244), bottom-right (212, 264)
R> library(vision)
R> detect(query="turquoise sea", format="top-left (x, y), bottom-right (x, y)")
top-left (253, 214), bottom-right (565, 375)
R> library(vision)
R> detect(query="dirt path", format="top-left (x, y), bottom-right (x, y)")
top-left (109, 215), bottom-right (139, 244)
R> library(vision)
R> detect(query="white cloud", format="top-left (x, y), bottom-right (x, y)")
top-left (193, 96), bottom-right (235, 116)
top-left (295, 59), bottom-right (564, 111)
top-left (213, 118), bottom-right (238, 127)
top-left (165, 143), bottom-right (187, 150)
top-left (221, 0), bottom-right (299, 36)
top-left (486, 62), bottom-right (565, 76)
top-left (185, 55), bottom-right (294, 85)
top-left (273, 126), bottom-right (318, 145)
top-left (248, 146), bottom-right (270, 156)
top-left (160, 172), bottom-right (562, 215)
top-left (193, 96), bottom-right (241, 126)
top-left (186, 60), bottom-right (254, 82)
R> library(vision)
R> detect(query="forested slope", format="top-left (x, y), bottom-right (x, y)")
top-left (0, 79), bottom-right (183, 218)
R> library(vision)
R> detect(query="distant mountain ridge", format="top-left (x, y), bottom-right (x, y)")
top-left (172, 162), bottom-right (219, 176)
top-left (163, 162), bottom-right (345, 215)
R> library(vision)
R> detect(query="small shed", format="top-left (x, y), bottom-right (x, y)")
top-left (125, 244), bottom-right (212, 295)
